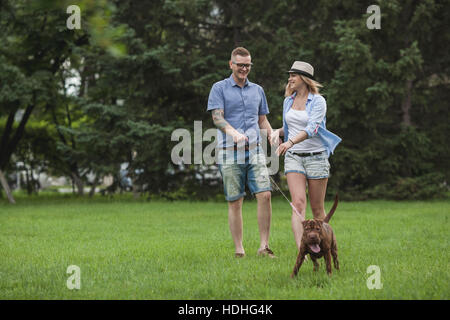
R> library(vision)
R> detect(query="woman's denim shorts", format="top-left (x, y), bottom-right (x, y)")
top-left (217, 147), bottom-right (272, 201)
top-left (284, 150), bottom-right (330, 179)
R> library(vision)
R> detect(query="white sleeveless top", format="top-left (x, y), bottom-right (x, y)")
top-left (285, 108), bottom-right (325, 153)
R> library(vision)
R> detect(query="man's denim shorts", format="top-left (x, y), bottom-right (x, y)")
top-left (284, 150), bottom-right (330, 179)
top-left (217, 147), bottom-right (272, 201)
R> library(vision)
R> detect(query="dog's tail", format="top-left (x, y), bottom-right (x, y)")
top-left (324, 194), bottom-right (339, 224)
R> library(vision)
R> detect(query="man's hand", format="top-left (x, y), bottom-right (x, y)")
top-left (270, 129), bottom-right (282, 146)
top-left (233, 132), bottom-right (248, 144)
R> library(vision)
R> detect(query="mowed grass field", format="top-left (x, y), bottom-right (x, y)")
top-left (0, 194), bottom-right (448, 299)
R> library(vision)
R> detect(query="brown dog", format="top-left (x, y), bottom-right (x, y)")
top-left (291, 195), bottom-right (339, 277)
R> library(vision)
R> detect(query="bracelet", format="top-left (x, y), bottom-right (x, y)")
top-left (288, 138), bottom-right (295, 146)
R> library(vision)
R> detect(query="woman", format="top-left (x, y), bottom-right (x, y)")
top-left (270, 61), bottom-right (341, 250)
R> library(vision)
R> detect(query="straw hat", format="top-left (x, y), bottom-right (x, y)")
top-left (287, 61), bottom-right (315, 80)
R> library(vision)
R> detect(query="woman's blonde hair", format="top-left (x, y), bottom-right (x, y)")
top-left (284, 74), bottom-right (323, 97)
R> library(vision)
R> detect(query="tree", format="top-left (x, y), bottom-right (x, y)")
top-left (0, 0), bottom-right (124, 201)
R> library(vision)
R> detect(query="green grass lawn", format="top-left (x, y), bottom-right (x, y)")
top-left (0, 194), bottom-right (448, 299)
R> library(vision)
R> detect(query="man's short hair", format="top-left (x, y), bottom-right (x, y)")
top-left (231, 47), bottom-right (250, 60)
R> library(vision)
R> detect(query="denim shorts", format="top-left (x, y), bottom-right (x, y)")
top-left (217, 147), bottom-right (272, 201)
top-left (284, 150), bottom-right (330, 179)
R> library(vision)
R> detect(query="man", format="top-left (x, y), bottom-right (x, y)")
top-left (207, 47), bottom-right (275, 258)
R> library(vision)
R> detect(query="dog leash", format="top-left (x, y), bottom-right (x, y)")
top-left (269, 175), bottom-right (303, 219)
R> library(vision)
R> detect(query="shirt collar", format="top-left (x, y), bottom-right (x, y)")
top-left (229, 74), bottom-right (249, 87)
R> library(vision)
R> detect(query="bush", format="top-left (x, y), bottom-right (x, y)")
top-left (363, 173), bottom-right (448, 200)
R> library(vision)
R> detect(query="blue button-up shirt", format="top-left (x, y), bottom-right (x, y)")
top-left (207, 75), bottom-right (269, 148)
top-left (283, 92), bottom-right (341, 157)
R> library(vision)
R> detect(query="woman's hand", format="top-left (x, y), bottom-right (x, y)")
top-left (276, 140), bottom-right (294, 156)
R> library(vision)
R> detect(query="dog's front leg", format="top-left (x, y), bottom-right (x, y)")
top-left (324, 250), bottom-right (333, 275)
top-left (291, 247), bottom-right (307, 278)
top-left (331, 235), bottom-right (339, 270)
top-left (311, 256), bottom-right (319, 271)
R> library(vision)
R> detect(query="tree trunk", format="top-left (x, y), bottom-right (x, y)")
top-left (0, 170), bottom-right (16, 204)
top-left (0, 103), bottom-right (36, 170)
top-left (0, 110), bottom-right (17, 167)
top-left (25, 168), bottom-right (32, 195)
top-left (132, 181), bottom-right (139, 199)
top-left (72, 173), bottom-right (84, 195)
top-left (89, 177), bottom-right (98, 197)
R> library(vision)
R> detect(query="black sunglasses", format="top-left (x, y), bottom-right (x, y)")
top-left (232, 61), bottom-right (253, 69)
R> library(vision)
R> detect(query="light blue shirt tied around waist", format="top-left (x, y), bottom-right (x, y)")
top-left (283, 92), bottom-right (341, 158)
top-left (207, 75), bottom-right (270, 148)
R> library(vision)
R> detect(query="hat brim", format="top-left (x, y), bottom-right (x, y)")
top-left (287, 69), bottom-right (315, 80)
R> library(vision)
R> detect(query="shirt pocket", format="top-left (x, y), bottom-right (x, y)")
top-left (224, 89), bottom-right (244, 115)
top-left (248, 93), bottom-right (262, 115)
